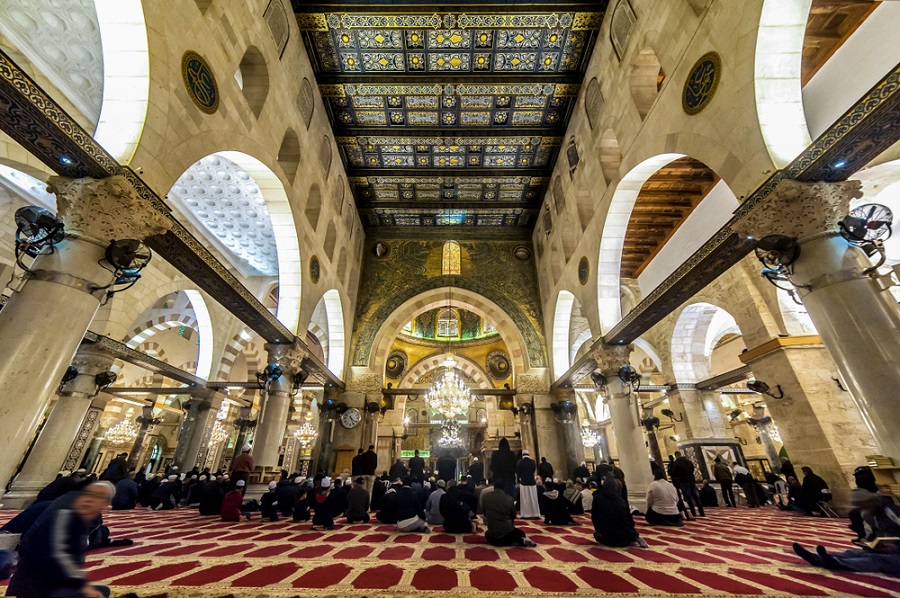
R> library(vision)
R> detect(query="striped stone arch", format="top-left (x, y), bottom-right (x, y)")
top-left (124, 314), bottom-right (199, 348)
top-left (399, 353), bottom-right (494, 390)
top-left (135, 373), bottom-right (165, 387)
top-left (179, 361), bottom-right (199, 376)
top-left (216, 328), bottom-right (264, 382)
top-left (133, 341), bottom-right (166, 362)
top-left (307, 321), bottom-right (329, 362)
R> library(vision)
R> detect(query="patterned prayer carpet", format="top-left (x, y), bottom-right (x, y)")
top-left (2, 505), bottom-right (899, 597)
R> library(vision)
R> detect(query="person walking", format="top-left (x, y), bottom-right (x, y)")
top-left (733, 461), bottom-right (760, 508)
top-left (671, 451), bottom-right (704, 517)
top-left (713, 457), bottom-right (736, 507)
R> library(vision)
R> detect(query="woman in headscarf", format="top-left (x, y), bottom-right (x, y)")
top-left (490, 438), bottom-right (517, 496)
top-left (591, 476), bottom-right (648, 547)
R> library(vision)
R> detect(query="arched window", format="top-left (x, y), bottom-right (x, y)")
top-left (441, 240), bottom-right (461, 275)
top-left (437, 309), bottom-right (458, 337)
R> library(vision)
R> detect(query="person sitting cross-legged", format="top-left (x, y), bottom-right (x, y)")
top-left (260, 481), bottom-right (279, 522)
top-left (439, 480), bottom-right (477, 534)
top-left (645, 469), bottom-right (684, 527)
top-left (395, 477), bottom-right (430, 533)
top-left (482, 482), bottom-right (536, 547)
top-left (541, 481), bottom-right (574, 525)
top-left (793, 488), bottom-right (900, 575)
top-left (591, 476), bottom-right (649, 548)
top-left (345, 477), bottom-right (371, 523)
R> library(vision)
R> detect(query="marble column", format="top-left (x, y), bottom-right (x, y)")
top-left (747, 405), bottom-right (781, 472)
top-left (0, 176), bottom-right (169, 490)
top-left (515, 394), bottom-right (537, 457)
top-left (253, 343), bottom-right (307, 468)
top-left (313, 386), bottom-right (340, 475)
top-left (593, 344), bottom-right (653, 509)
top-left (642, 408), bottom-right (664, 467)
top-left (3, 344), bottom-right (117, 506)
top-left (552, 387), bottom-right (583, 479)
top-left (736, 179), bottom-right (900, 462)
top-left (665, 387), bottom-right (729, 440)
top-left (127, 405), bottom-right (162, 469)
top-left (173, 389), bottom-right (219, 470)
top-left (62, 396), bottom-right (107, 472)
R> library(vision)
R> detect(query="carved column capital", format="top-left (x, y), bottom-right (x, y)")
top-left (734, 179), bottom-right (863, 243)
top-left (49, 175), bottom-right (170, 244)
top-left (264, 342), bottom-right (308, 374)
top-left (590, 343), bottom-right (633, 376)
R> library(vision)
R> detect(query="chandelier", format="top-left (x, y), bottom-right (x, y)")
top-left (580, 420), bottom-right (600, 448)
top-left (104, 409), bottom-right (138, 447)
top-left (293, 413), bottom-right (318, 448)
top-left (438, 419), bottom-right (462, 447)
top-left (426, 357), bottom-right (473, 418)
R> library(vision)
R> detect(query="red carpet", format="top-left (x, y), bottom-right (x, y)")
top-left (1, 505), bottom-right (898, 596)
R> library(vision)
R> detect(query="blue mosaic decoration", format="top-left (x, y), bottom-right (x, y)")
top-left (181, 51), bottom-right (219, 115)
top-left (683, 51), bottom-right (721, 116)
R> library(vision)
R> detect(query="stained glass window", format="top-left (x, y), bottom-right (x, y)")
top-left (442, 240), bottom-right (461, 275)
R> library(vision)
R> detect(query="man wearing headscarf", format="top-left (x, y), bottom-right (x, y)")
top-left (516, 450), bottom-right (541, 518)
top-left (491, 438), bottom-right (517, 495)
top-left (230, 444), bottom-right (254, 491)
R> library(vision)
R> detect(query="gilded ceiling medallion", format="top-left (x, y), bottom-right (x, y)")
top-left (683, 51), bottom-right (721, 116)
top-left (181, 51), bottom-right (219, 115)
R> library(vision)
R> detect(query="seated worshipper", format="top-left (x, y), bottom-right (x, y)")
top-left (849, 466), bottom-right (896, 542)
top-left (776, 476), bottom-right (803, 511)
top-left (396, 477), bottom-right (430, 533)
top-left (111, 472), bottom-right (139, 510)
top-left (793, 488), bottom-right (900, 575)
top-left (376, 480), bottom-right (401, 524)
top-left (439, 480), bottom-right (477, 534)
top-left (573, 461), bottom-right (590, 483)
top-left (293, 486), bottom-right (311, 522)
top-left (564, 480), bottom-right (584, 515)
top-left (277, 476), bottom-right (301, 517)
top-left (138, 474), bottom-right (160, 507)
top-left (482, 482), bottom-right (536, 547)
top-left (372, 477), bottom-right (388, 510)
top-left (35, 471), bottom-right (81, 503)
top-left (312, 477), bottom-right (340, 530)
top-left (699, 480), bottom-right (719, 507)
top-left (329, 478), bottom-right (348, 519)
top-left (6, 482), bottom-right (115, 598)
top-left (186, 475), bottom-right (206, 508)
top-left (516, 450), bottom-right (541, 519)
top-left (645, 469), bottom-right (684, 526)
top-left (260, 481), bottom-right (280, 522)
top-left (199, 475), bottom-right (225, 516)
top-left (346, 477), bottom-right (371, 523)
top-left (797, 466), bottom-right (830, 515)
top-left (146, 474), bottom-right (180, 510)
top-left (592, 476), bottom-right (649, 548)
top-left (222, 480), bottom-right (251, 522)
top-left (581, 481), bottom-right (596, 512)
top-left (541, 482), bottom-right (575, 525)
top-left (425, 479), bottom-right (446, 525)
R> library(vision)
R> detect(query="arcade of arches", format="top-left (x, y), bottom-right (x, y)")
top-left (0, 0), bottom-right (899, 593)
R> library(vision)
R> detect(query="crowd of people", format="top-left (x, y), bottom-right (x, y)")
top-left (1, 442), bottom-right (898, 596)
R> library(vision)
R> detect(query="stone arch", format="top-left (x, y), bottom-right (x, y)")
top-left (599, 128), bottom-right (622, 183)
top-left (670, 302), bottom-right (742, 383)
top-left (168, 151), bottom-right (302, 334)
top-left (754, 0), bottom-right (814, 168)
top-left (630, 47), bottom-right (665, 119)
top-left (400, 353), bottom-right (493, 390)
top-left (310, 289), bottom-right (346, 380)
top-left (236, 45), bottom-right (269, 118)
top-left (366, 287), bottom-right (534, 375)
top-left (552, 291), bottom-right (594, 379)
top-left (125, 316), bottom-right (198, 347)
top-left (305, 183), bottom-right (323, 231)
top-left (277, 128), bottom-right (301, 184)
top-left (133, 341), bottom-right (166, 362)
top-left (216, 327), bottom-right (263, 381)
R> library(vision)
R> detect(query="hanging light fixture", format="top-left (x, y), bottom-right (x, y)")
top-left (580, 420), bottom-right (600, 448)
top-left (425, 283), bottom-right (473, 418)
top-left (104, 408), bottom-right (138, 447)
top-left (438, 419), bottom-right (462, 447)
top-left (208, 420), bottom-right (229, 446)
top-left (293, 412), bottom-right (318, 448)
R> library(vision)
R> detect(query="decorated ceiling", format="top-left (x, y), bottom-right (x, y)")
top-left (293, 2), bottom-right (606, 228)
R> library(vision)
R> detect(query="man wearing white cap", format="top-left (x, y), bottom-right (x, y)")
top-left (260, 481), bottom-right (279, 521)
top-left (516, 450), bottom-right (541, 518)
top-left (230, 444), bottom-right (254, 492)
top-left (221, 480), bottom-right (249, 521)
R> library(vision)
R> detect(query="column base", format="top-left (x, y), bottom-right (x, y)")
top-left (627, 488), bottom-right (648, 514)
top-left (1, 480), bottom-right (47, 509)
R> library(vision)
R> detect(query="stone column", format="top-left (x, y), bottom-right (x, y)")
top-left (127, 405), bottom-right (163, 469)
top-left (741, 339), bottom-right (877, 510)
top-left (736, 179), bottom-right (900, 462)
top-left (173, 389), bottom-right (219, 470)
top-left (313, 385), bottom-right (341, 475)
top-left (552, 387), bottom-right (583, 478)
top-left (593, 344), bottom-right (652, 509)
top-left (253, 343), bottom-right (307, 468)
top-left (514, 394), bottom-right (536, 457)
top-left (641, 408), bottom-right (664, 467)
top-left (747, 405), bottom-right (781, 472)
top-left (665, 387), bottom-right (729, 440)
top-left (3, 344), bottom-right (116, 506)
top-left (62, 396), bottom-right (107, 472)
top-left (0, 176), bottom-right (169, 490)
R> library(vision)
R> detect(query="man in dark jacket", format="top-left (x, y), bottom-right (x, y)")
top-left (541, 485), bottom-right (574, 525)
top-left (408, 450), bottom-right (426, 482)
top-left (797, 466), bottom-right (830, 515)
top-left (670, 451), bottom-right (704, 517)
top-left (573, 461), bottom-right (590, 483)
top-left (482, 483), bottom-right (536, 547)
top-left (111, 472), bottom-right (139, 510)
top-left (389, 458), bottom-right (408, 481)
top-left (276, 477), bottom-right (301, 516)
top-left (351, 449), bottom-right (364, 479)
top-left (35, 471), bottom-right (82, 503)
top-left (346, 477), bottom-right (371, 523)
top-left (491, 438), bottom-right (517, 495)
top-left (361, 445), bottom-right (378, 497)
top-left (437, 453), bottom-right (456, 482)
top-left (146, 474), bottom-right (180, 510)
top-left (537, 457), bottom-right (554, 482)
top-left (395, 478), bottom-right (429, 533)
top-left (439, 481), bottom-right (476, 533)
top-left (198, 475), bottom-right (225, 516)
top-left (7, 483), bottom-right (115, 598)
top-left (591, 476), bottom-right (647, 547)
top-left (102, 453), bottom-right (128, 484)
top-left (376, 481), bottom-right (401, 524)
